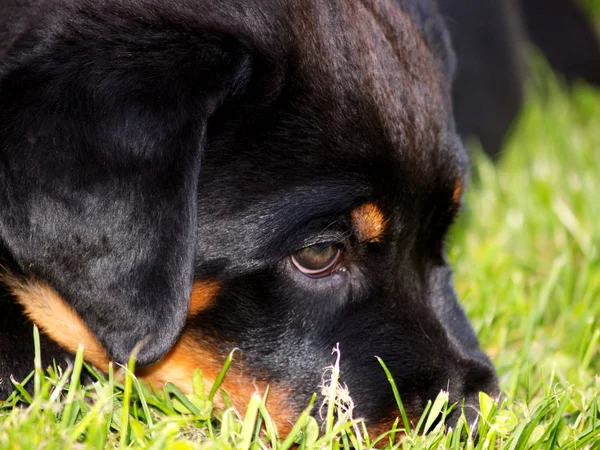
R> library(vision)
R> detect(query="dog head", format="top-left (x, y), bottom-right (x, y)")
top-left (0, 0), bottom-right (497, 431)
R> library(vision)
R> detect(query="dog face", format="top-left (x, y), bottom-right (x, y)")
top-left (0, 0), bottom-right (497, 431)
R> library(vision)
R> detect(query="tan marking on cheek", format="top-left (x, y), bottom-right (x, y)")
top-left (189, 281), bottom-right (221, 317)
top-left (7, 278), bottom-right (219, 367)
top-left (7, 277), bottom-right (298, 434)
top-left (366, 415), bottom-right (419, 446)
top-left (351, 202), bottom-right (387, 243)
top-left (452, 178), bottom-right (463, 206)
top-left (7, 279), bottom-right (111, 371)
top-left (137, 334), bottom-right (297, 435)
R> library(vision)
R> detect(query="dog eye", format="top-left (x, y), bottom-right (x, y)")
top-left (291, 243), bottom-right (342, 278)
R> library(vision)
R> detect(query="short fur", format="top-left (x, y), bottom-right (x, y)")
top-left (2, 0), bottom-right (595, 431)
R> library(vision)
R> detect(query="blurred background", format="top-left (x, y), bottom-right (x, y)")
top-left (445, 0), bottom-right (600, 441)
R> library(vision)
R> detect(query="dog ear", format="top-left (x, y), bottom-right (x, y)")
top-left (0, 10), bottom-right (251, 365)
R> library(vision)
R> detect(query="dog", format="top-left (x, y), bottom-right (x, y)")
top-left (1, 0), bottom-right (597, 434)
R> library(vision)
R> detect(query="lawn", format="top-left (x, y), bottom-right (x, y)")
top-left (448, 73), bottom-right (600, 449)
top-left (1, 60), bottom-right (599, 450)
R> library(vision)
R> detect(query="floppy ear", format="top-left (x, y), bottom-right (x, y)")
top-left (0, 9), bottom-right (251, 365)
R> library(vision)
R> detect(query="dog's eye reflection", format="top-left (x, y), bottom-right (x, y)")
top-left (291, 243), bottom-right (343, 278)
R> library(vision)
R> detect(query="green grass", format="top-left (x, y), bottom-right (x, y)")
top-left (448, 74), bottom-right (600, 448)
top-left (1, 69), bottom-right (599, 449)
top-left (583, 0), bottom-right (600, 19)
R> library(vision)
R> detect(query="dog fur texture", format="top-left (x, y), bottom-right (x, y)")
top-left (1, 0), bottom-right (598, 432)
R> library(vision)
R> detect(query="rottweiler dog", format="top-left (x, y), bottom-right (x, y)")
top-left (1, 0), bottom-right (597, 434)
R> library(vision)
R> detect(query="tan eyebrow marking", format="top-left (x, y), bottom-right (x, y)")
top-left (351, 202), bottom-right (387, 243)
top-left (452, 178), bottom-right (463, 206)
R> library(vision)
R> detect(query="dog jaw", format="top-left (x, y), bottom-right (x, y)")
top-left (6, 277), bottom-right (298, 434)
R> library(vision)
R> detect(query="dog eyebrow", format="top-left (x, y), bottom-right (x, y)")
top-left (351, 202), bottom-right (387, 243)
top-left (451, 178), bottom-right (463, 206)
top-left (196, 179), bottom-right (376, 273)
top-left (256, 182), bottom-right (368, 239)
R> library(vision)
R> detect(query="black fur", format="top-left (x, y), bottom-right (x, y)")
top-left (0, 0), bottom-right (596, 428)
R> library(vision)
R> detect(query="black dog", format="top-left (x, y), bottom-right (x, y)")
top-left (0, 0), bottom-right (597, 433)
